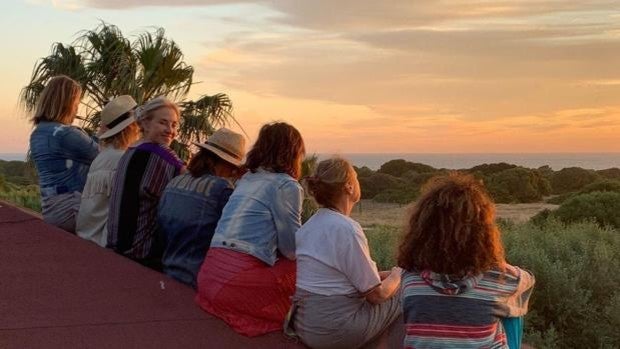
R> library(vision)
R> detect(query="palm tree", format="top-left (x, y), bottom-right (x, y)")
top-left (20, 22), bottom-right (236, 160)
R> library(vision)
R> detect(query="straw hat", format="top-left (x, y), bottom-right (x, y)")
top-left (99, 95), bottom-right (137, 139)
top-left (194, 128), bottom-right (246, 166)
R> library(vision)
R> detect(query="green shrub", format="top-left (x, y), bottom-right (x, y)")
top-left (485, 167), bottom-right (551, 203)
top-left (552, 191), bottom-right (620, 229)
top-left (546, 179), bottom-right (620, 205)
top-left (468, 162), bottom-right (517, 176)
top-left (597, 167), bottom-right (620, 180)
top-left (0, 184), bottom-right (41, 212)
top-left (358, 172), bottom-right (404, 199)
top-left (377, 159), bottom-right (436, 177)
top-left (354, 166), bottom-right (375, 178)
top-left (550, 167), bottom-right (600, 194)
top-left (365, 225), bottom-right (399, 270)
top-left (373, 187), bottom-right (419, 205)
top-left (503, 220), bottom-right (620, 348)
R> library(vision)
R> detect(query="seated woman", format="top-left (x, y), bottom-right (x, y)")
top-left (195, 122), bottom-right (305, 337)
top-left (158, 128), bottom-right (246, 288)
top-left (29, 75), bottom-right (99, 233)
top-left (76, 95), bottom-right (140, 246)
top-left (107, 96), bottom-right (184, 270)
top-left (398, 173), bottom-right (535, 349)
top-left (285, 157), bottom-right (402, 349)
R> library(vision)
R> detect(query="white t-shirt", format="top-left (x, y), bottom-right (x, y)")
top-left (295, 208), bottom-right (381, 296)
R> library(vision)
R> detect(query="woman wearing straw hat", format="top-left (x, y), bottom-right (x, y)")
top-left (196, 122), bottom-right (305, 337)
top-left (29, 75), bottom-right (99, 233)
top-left (76, 95), bottom-right (140, 247)
top-left (157, 128), bottom-right (246, 289)
top-left (106, 96), bottom-right (184, 271)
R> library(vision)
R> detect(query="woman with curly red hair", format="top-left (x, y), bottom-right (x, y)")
top-left (196, 122), bottom-right (305, 337)
top-left (398, 173), bottom-right (534, 349)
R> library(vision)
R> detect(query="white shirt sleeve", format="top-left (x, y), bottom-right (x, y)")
top-left (334, 222), bottom-right (381, 294)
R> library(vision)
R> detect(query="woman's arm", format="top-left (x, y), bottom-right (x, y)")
top-left (61, 126), bottom-right (99, 163)
top-left (365, 267), bottom-right (402, 304)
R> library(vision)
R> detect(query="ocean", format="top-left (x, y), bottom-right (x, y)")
top-left (319, 153), bottom-right (620, 171)
top-left (2, 152), bottom-right (620, 171)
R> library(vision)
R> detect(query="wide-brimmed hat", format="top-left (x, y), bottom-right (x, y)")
top-left (194, 128), bottom-right (246, 166)
top-left (99, 95), bottom-right (137, 139)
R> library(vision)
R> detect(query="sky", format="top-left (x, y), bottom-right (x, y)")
top-left (1, 0), bottom-right (619, 154)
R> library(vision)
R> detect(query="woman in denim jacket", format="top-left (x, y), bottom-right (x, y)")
top-left (158, 128), bottom-right (246, 288)
top-left (196, 122), bottom-right (305, 337)
top-left (29, 75), bottom-right (99, 233)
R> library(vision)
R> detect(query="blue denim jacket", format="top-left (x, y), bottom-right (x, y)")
top-left (30, 122), bottom-right (99, 198)
top-left (158, 173), bottom-right (234, 288)
top-left (210, 169), bottom-right (303, 266)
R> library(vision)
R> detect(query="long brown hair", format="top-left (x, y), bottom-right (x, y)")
top-left (31, 75), bottom-right (82, 125)
top-left (101, 121), bottom-right (139, 150)
top-left (397, 173), bottom-right (505, 276)
top-left (245, 122), bottom-right (305, 179)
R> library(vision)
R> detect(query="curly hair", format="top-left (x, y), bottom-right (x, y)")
top-left (245, 122), bottom-right (305, 179)
top-left (397, 172), bottom-right (505, 276)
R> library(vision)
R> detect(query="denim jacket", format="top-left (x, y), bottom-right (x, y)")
top-left (158, 173), bottom-right (234, 288)
top-left (30, 121), bottom-right (99, 198)
top-left (210, 169), bottom-right (303, 266)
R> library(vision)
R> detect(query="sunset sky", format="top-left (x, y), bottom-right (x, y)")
top-left (1, 1), bottom-right (619, 154)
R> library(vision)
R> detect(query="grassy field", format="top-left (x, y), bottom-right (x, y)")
top-left (352, 199), bottom-right (558, 228)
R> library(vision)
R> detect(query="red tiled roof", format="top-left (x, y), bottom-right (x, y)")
top-left (0, 202), bottom-right (305, 348)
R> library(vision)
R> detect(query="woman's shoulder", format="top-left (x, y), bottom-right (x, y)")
top-left (135, 142), bottom-right (184, 169)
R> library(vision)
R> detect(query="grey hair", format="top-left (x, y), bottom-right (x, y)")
top-left (135, 96), bottom-right (180, 124)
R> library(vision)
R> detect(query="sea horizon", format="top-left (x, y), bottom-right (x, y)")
top-left (3, 152), bottom-right (620, 171)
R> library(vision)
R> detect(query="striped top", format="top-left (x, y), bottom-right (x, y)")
top-left (107, 142), bottom-right (184, 261)
top-left (402, 265), bottom-right (534, 349)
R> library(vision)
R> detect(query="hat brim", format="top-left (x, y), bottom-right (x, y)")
top-left (99, 115), bottom-right (136, 139)
top-left (193, 141), bottom-right (243, 167)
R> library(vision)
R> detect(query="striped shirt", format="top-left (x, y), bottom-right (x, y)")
top-left (402, 265), bottom-right (534, 349)
top-left (107, 142), bottom-right (184, 261)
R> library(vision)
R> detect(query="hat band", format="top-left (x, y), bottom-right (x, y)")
top-left (106, 111), bottom-right (132, 129)
top-left (205, 141), bottom-right (241, 160)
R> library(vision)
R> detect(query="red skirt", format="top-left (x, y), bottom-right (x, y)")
top-left (195, 248), bottom-right (296, 337)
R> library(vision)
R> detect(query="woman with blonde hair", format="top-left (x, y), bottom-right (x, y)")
top-left (398, 173), bottom-right (535, 349)
top-left (76, 95), bottom-right (140, 246)
top-left (284, 157), bottom-right (402, 349)
top-left (107, 96), bottom-right (184, 270)
top-left (29, 75), bottom-right (99, 233)
top-left (196, 122), bottom-right (305, 337)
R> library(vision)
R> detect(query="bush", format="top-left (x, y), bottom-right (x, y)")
top-left (377, 159), bottom-right (436, 177)
top-left (485, 167), bottom-right (551, 203)
top-left (0, 183), bottom-right (41, 212)
top-left (547, 179), bottom-right (620, 205)
top-left (597, 167), bottom-right (620, 180)
top-left (354, 166), bottom-right (375, 178)
top-left (373, 187), bottom-right (418, 205)
top-left (365, 225), bottom-right (399, 270)
top-left (358, 172), bottom-right (404, 199)
top-left (552, 191), bottom-right (620, 229)
top-left (550, 167), bottom-right (600, 194)
top-left (503, 220), bottom-right (620, 348)
top-left (468, 162), bottom-right (517, 176)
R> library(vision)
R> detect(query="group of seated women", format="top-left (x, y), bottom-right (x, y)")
top-left (28, 75), bottom-right (535, 349)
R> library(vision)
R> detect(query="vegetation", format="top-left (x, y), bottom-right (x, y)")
top-left (365, 220), bottom-right (620, 349)
top-left (20, 22), bottom-right (237, 161)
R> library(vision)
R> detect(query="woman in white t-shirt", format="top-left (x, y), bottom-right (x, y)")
top-left (284, 157), bottom-right (402, 349)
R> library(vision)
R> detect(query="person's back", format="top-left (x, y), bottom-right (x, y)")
top-left (211, 169), bottom-right (301, 264)
top-left (397, 173), bottom-right (535, 349)
top-left (402, 265), bottom-right (534, 349)
top-left (159, 173), bottom-right (233, 287)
